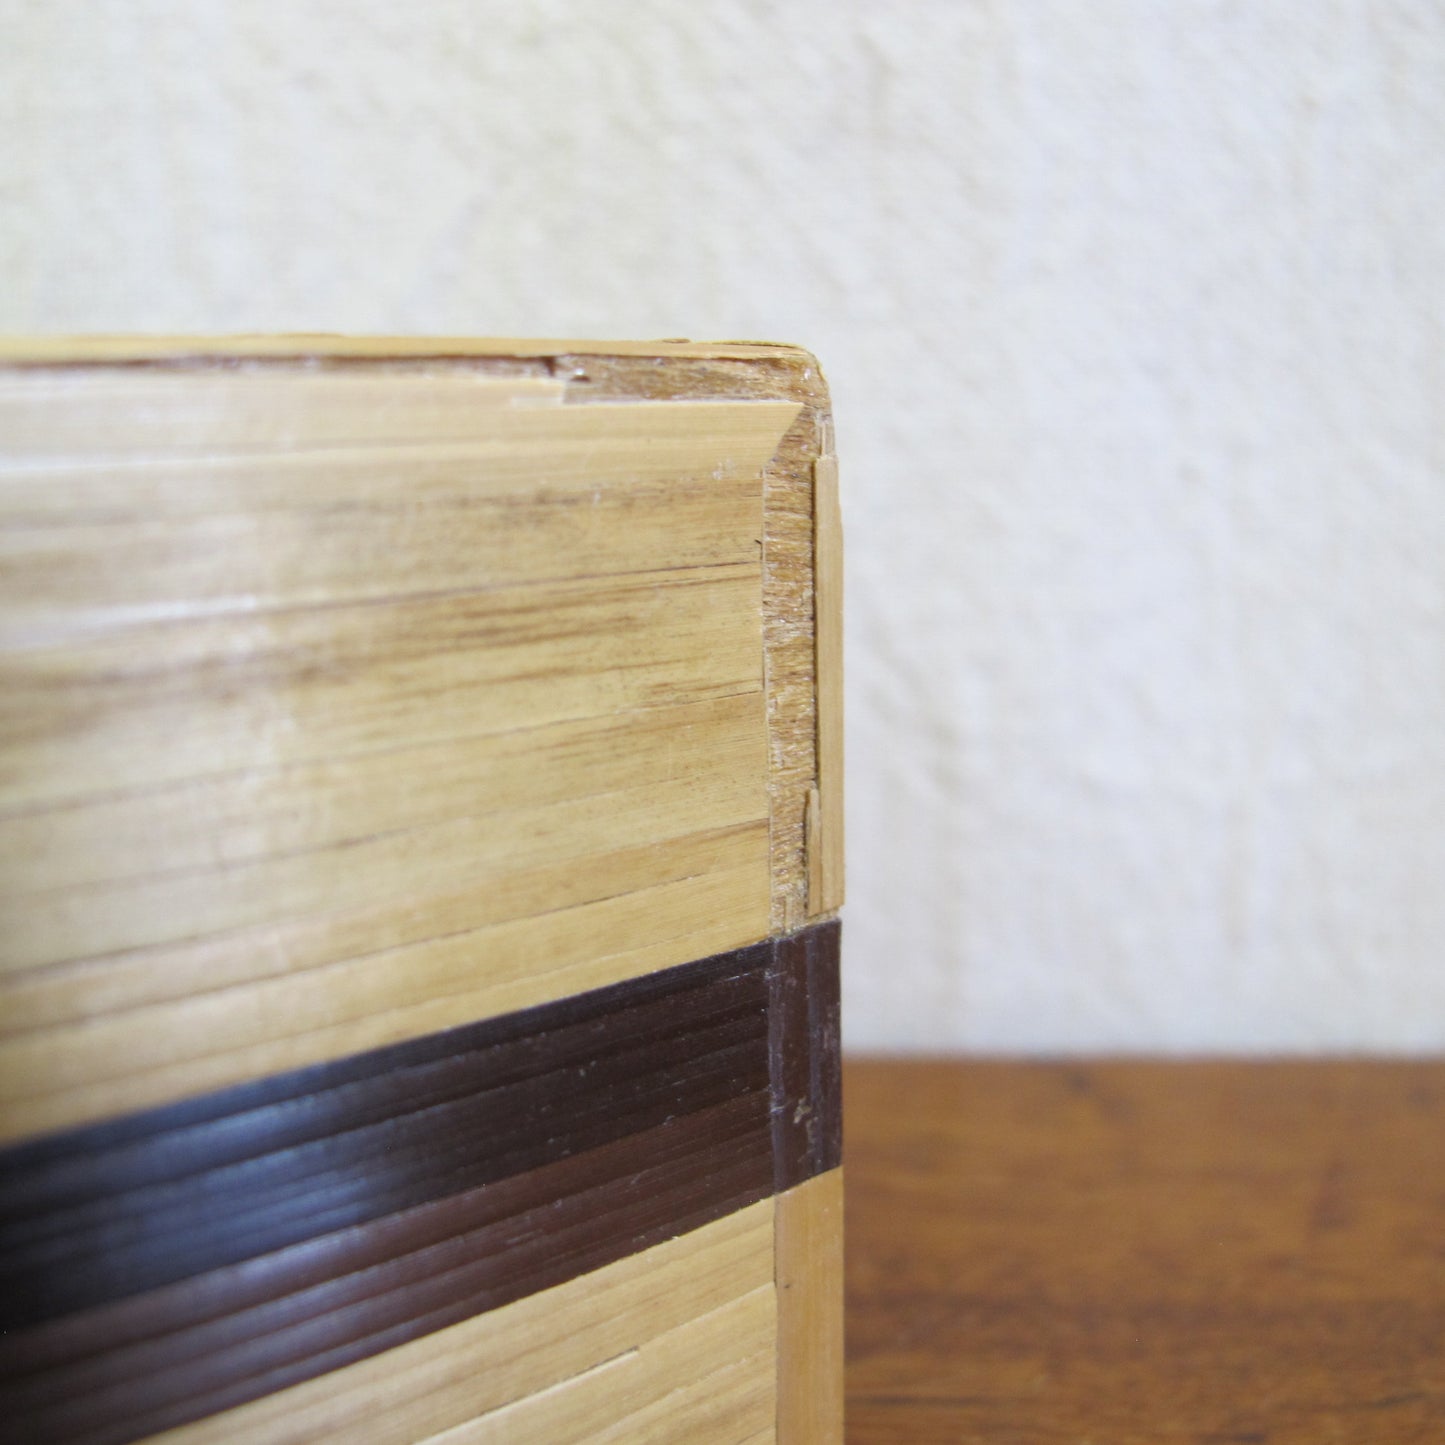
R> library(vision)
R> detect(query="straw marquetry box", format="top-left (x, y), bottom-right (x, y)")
top-left (0, 339), bottom-right (843, 1443)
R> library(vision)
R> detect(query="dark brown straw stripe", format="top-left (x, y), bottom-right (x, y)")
top-left (0, 923), bottom-right (841, 1445)
top-left (770, 918), bottom-right (843, 1189)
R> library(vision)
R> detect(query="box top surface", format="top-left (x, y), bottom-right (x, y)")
top-left (0, 335), bottom-right (809, 365)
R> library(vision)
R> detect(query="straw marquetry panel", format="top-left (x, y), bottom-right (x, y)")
top-left (0, 338), bottom-right (842, 1444)
top-left (776, 1169), bottom-right (845, 1445)
top-left (152, 1198), bottom-right (777, 1445)
top-left (0, 367), bottom-right (798, 1142)
top-left (0, 930), bottom-right (839, 1444)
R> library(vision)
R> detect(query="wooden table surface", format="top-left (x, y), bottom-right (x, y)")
top-left (844, 1059), bottom-right (1445, 1444)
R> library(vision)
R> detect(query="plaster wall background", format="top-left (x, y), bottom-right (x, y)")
top-left (4, 0), bottom-right (1443, 1050)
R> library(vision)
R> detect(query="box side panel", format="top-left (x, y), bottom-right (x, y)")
top-left (0, 368), bottom-right (799, 1141)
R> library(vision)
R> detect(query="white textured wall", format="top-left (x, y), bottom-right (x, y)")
top-left (4, 2), bottom-right (1444, 1051)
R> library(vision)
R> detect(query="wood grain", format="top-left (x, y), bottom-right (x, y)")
top-left (0, 356), bottom-right (831, 1143)
top-left (776, 1168), bottom-right (843, 1445)
top-left (845, 1059), bottom-right (1445, 1445)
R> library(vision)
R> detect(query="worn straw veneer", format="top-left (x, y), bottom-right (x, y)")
top-left (0, 338), bottom-right (843, 1444)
